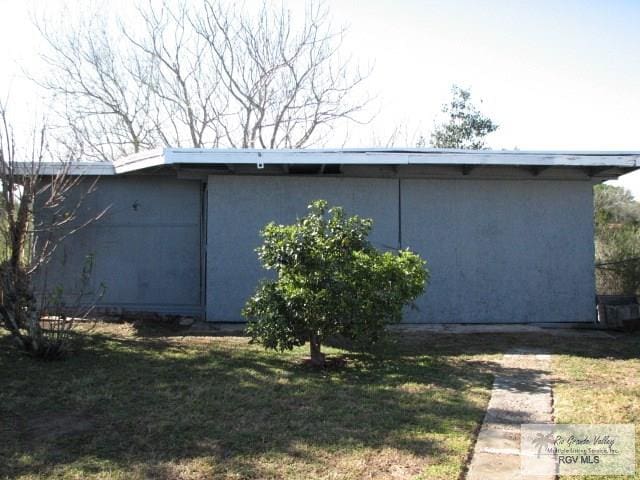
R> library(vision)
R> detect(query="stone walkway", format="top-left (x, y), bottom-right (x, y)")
top-left (466, 349), bottom-right (555, 480)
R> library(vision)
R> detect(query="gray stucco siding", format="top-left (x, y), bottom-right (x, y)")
top-left (39, 176), bottom-right (203, 315)
top-left (206, 175), bottom-right (399, 321)
top-left (401, 178), bottom-right (596, 323)
top-left (37, 166), bottom-right (599, 324)
top-left (206, 175), bottom-right (596, 323)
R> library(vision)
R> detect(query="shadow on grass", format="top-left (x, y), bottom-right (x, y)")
top-left (2, 325), bottom-right (637, 479)
top-left (386, 329), bottom-right (640, 361)
top-left (0, 329), bottom-right (496, 479)
top-left (133, 317), bottom-right (640, 361)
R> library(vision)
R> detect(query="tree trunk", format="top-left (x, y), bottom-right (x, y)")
top-left (0, 304), bottom-right (29, 350)
top-left (309, 333), bottom-right (325, 367)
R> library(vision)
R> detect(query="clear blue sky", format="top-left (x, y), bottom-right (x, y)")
top-left (1, 0), bottom-right (639, 190)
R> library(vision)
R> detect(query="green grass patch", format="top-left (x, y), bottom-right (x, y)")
top-left (0, 323), bottom-right (497, 480)
top-left (1, 323), bottom-right (638, 479)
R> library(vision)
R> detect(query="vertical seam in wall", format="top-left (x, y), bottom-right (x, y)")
top-left (398, 177), bottom-right (402, 249)
top-left (200, 181), bottom-right (208, 319)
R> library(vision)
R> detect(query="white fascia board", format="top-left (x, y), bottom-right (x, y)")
top-left (110, 148), bottom-right (640, 173)
top-left (113, 148), bottom-right (166, 173)
top-left (163, 148), bottom-right (640, 167)
top-left (164, 148), bottom-right (409, 165)
top-left (406, 152), bottom-right (640, 167)
top-left (13, 162), bottom-right (115, 176)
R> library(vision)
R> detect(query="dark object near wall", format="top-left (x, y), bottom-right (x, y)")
top-left (596, 295), bottom-right (640, 332)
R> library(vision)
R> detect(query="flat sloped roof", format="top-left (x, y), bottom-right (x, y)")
top-left (113, 147), bottom-right (640, 174)
top-left (21, 147), bottom-right (640, 176)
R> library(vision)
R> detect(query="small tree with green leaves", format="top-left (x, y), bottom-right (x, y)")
top-left (243, 200), bottom-right (428, 367)
top-left (429, 85), bottom-right (498, 149)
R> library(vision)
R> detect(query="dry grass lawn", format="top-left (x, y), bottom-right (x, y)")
top-left (0, 321), bottom-right (638, 479)
top-left (552, 334), bottom-right (640, 480)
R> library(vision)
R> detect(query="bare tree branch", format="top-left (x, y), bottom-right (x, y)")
top-left (35, 0), bottom-right (372, 158)
top-left (0, 102), bottom-right (107, 356)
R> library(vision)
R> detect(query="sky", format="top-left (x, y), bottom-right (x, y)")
top-left (1, 0), bottom-right (639, 192)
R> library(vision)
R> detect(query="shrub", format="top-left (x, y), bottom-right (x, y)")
top-left (0, 105), bottom-right (107, 358)
top-left (594, 184), bottom-right (640, 295)
top-left (0, 254), bottom-right (104, 359)
top-left (595, 224), bottom-right (640, 295)
top-left (243, 200), bottom-right (428, 366)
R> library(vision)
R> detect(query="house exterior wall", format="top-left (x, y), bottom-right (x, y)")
top-left (206, 175), bottom-right (400, 321)
top-left (400, 178), bottom-right (596, 323)
top-left (38, 176), bottom-right (203, 315)
top-left (206, 175), bottom-right (596, 323)
top-left (39, 170), bottom-right (597, 324)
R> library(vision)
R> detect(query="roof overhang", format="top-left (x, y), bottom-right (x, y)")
top-left (113, 147), bottom-right (640, 174)
top-left (19, 147), bottom-right (640, 177)
top-left (12, 161), bottom-right (116, 176)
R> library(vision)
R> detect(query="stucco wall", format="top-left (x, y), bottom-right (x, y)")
top-left (206, 175), bottom-right (400, 321)
top-left (40, 172), bottom-right (596, 324)
top-left (38, 176), bottom-right (203, 315)
top-left (206, 175), bottom-right (595, 323)
top-left (401, 178), bottom-right (596, 323)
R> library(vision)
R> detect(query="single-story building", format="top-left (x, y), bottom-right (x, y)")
top-left (37, 148), bottom-right (640, 324)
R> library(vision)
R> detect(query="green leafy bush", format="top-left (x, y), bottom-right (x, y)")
top-left (594, 184), bottom-right (640, 295)
top-left (243, 200), bottom-right (428, 366)
top-left (595, 224), bottom-right (640, 295)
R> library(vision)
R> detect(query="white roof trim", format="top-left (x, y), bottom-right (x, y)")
top-left (112, 147), bottom-right (640, 174)
top-left (13, 161), bottom-right (115, 176)
top-left (27, 148), bottom-right (640, 176)
top-left (113, 148), bottom-right (164, 174)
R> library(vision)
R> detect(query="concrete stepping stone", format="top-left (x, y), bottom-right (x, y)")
top-left (466, 349), bottom-right (554, 480)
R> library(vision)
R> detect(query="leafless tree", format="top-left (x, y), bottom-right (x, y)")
top-left (36, 0), bottom-right (371, 160)
top-left (193, 0), bottom-right (369, 148)
top-left (37, 13), bottom-right (160, 161)
top-left (36, 15), bottom-right (152, 161)
top-left (0, 104), bottom-right (107, 357)
top-left (124, 0), bottom-right (227, 148)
